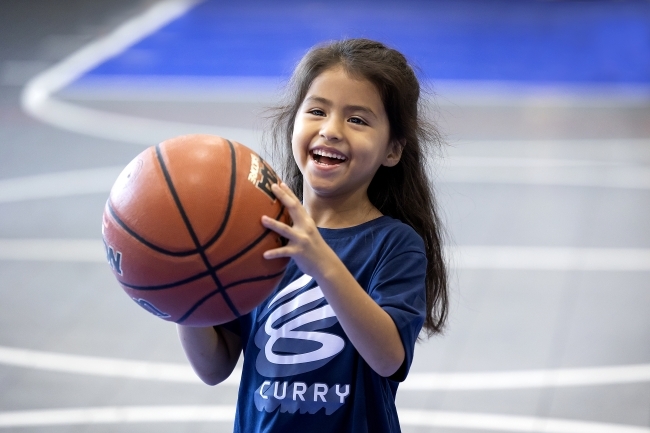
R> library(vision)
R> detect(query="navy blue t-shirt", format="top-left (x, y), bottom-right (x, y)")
top-left (224, 216), bottom-right (426, 433)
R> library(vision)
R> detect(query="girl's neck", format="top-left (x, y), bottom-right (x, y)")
top-left (302, 189), bottom-right (383, 229)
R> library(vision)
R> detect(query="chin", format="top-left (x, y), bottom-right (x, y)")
top-left (305, 183), bottom-right (339, 198)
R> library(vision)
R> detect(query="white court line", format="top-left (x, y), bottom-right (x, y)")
top-left (447, 246), bottom-right (650, 271)
top-left (20, 0), bottom-right (199, 116)
top-left (440, 162), bottom-right (650, 190)
top-left (401, 365), bottom-right (650, 390)
top-left (21, 95), bottom-right (262, 149)
top-left (398, 410), bottom-right (650, 433)
top-left (0, 345), bottom-right (235, 386)
top-left (1, 345), bottom-right (649, 391)
top-left (442, 152), bottom-right (650, 190)
top-left (0, 166), bottom-right (123, 204)
top-left (22, 1), bottom-right (200, 101)
top-left (0, 406), bottom-right (235, 428)
top-left (20, 0), bottom-right (261, 150)
top-left (2, 239), bottom-right (650, 271)
top-left (0, 406), bottom-right (649, 432)
top-left (443, 156), bottom-right (627, 168)
top-left (0, 239), bottom-right (105, 262)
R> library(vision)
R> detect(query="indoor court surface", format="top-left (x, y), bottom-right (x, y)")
top-left (1, 0), bottom-right (650, 432)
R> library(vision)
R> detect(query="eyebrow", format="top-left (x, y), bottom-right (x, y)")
top-left (303, 96), bottom-right (378, 118)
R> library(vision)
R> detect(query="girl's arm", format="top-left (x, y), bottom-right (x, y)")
top-left (177, 324), bottom-right (242, 385)
top-left (261, 183), bottom-right (405, 378)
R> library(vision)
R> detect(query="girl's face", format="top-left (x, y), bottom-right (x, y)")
top-left (292, 67), bottom-right (401, 204)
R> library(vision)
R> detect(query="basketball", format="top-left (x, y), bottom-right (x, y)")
top-left (101, 134), bottom-right (291, 326)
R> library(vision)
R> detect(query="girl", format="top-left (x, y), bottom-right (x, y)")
top-left (178, 38), bottom-right (448, 433)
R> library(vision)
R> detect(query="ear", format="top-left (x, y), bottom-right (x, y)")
top-left (382, 139), bottom-right (404, 167)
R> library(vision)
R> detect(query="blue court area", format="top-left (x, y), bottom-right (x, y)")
top-left (81, 0), bottom-right (650, 84)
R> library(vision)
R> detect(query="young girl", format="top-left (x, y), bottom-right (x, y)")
top-left (178, 38), bottom-right (448, 433)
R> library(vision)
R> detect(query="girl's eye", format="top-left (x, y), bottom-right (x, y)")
top-left (308, 109), bottom-right (325, 116)
top-left (348, 117), bottom-right (367, 125)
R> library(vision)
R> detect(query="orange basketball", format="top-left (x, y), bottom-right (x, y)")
top-left (101, 134), bottom-right (290, 326)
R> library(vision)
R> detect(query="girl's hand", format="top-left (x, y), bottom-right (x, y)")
top-left (261, 183), bottom-right (334, 280)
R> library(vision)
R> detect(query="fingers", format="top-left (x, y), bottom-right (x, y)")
top-left (271, 183), bottom-right (302, 213)
top-left (261, 216), bottom-right (293, 259)
top-left (263, 246), bottom-right (292, 260)
top-left (261, 185), bottom-right (298, 260)
top-left (261, 214), bottom-right (292, 238)
top-left (262, 182), bottom-right (320, 263)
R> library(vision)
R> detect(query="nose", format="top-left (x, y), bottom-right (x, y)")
top-left (319, 116), bottom-right (342, 141)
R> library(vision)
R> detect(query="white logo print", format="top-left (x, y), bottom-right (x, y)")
top-left (254, 274), bottom-right (345, 377)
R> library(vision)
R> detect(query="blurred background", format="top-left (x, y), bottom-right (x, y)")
top-left (1, 0), bottom-right (649, 432)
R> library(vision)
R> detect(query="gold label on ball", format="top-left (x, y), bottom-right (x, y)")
top-left (248, 153), bottom-right (279, 202)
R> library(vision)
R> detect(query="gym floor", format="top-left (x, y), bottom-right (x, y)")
top-left (1, 1), bottom-right (649, 432)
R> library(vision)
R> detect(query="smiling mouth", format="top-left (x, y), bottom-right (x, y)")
top-left (310, 149), bottom-right (347, 165)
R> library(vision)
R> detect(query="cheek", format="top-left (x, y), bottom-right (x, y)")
top-left (290, 139), bottom-right (300, 162)
top-left (291, 120), bottom-right (311, 159)
top-left (290, 134), bottom-right (307, 172)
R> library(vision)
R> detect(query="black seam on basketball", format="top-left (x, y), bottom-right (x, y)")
top-left (107, 201), bottom-right (199, 257)
top-left (222, 270), bottom-right (286, 291)
top-left (212, 204), bottom-right (287, 272)
top-left (118, 268), bottom-right (212, 291)
top-left (200, 139), bottom-right (237, 250)
top-left (117, 221), bottom-right (281, 291)
top-left (167, 203), bottom-right (286, 323)
top-left (176, 270), bottom-right (286, 324)
top-left (116, 205), bottom-right (285, 291)
top-left (116, 199), bottom-right (286, 294)
top-left (155, 144), bottom-right (240, 318)
top-left (175, 289), bottom-right (220, 324)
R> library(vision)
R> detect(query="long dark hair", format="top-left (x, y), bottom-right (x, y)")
top-left (267, 38), bottom-right (448, 336)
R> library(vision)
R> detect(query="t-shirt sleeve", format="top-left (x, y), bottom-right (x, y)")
top-left (368, 243), bottom-right (427, 382)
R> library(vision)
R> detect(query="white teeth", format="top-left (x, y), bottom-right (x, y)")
top-left (312, 149), bottom-right (347, 160)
